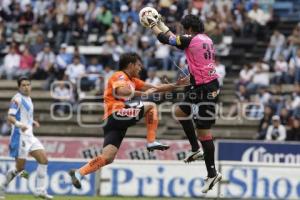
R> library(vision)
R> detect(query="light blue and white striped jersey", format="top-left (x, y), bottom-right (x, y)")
top-left (8, 92), bottom-right (34, 136)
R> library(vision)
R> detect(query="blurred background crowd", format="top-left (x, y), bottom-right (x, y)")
top-left (0, 0), bottom-right (299, 141)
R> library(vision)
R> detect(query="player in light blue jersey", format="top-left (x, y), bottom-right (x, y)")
top-left (0, 76), bottom-right (53, 200)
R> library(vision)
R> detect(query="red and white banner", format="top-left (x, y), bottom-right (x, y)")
top-left (0, 137), bottom-right (192, 160)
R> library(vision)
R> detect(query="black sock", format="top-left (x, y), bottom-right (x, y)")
top-left (179, 120), bottom-right (199, 152)
top-left (200, 139), bottom-right (217, 178)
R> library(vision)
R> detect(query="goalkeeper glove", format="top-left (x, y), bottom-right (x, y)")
top-left (157, 15), bottom-right (170, 33)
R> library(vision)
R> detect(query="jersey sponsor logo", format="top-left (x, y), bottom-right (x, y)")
top-left (208, 68), bottom-right (216, 76)
top-left (117, 108), bottom-right (141, 117)
top-left (118, 75), bottom-right (125, 80)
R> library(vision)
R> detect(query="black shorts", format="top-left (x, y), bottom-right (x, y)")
top-left (179, 79), bottom-right (219, 129)
top-left (103, 100), bottom-right (144, 148)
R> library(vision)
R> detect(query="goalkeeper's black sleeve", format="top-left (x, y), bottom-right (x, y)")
top-left (157, 33), bottom-right (193, 50)
top-left (157, 32), bottom-right (170, 44)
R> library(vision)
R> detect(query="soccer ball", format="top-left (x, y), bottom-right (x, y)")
top-left (139, 7), bottom-right (159, 27)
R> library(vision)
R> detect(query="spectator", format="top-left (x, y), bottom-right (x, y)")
top-left (290, 85), bottom-right (300, 118)
top-left (279, 107), bottom-right (291, 126)
top-left (12, 27), bottom-right (25, 44)
top-left (85, 0), bottom-right (100, 31)
top-left (238, 63), bottom-right (254, 86)
top-left (245, 3), bottom-right (270, 40)
top-left (71, 15), bottom-right (88, 45)
top-left (84, 57), bottom-right (103, 94)
top-left (111, 15), bottom-right (124, 36)
top-left (118, 4), bottom-right (129, 23)
top-left (227, 85), bottom-right (250, 117)
top-left (32, 43), bottom-right (55, 80)
top-left (123, 16), bottom-right (138, 36)
top-left (29, 34), bottom-right (45, 56)
top-left (75, 0), bottom-right (88, 16)
top-left (96, 5), bottom-right (113, 35)
top-left (33, 0), bottom-right (51, 20)
top-left (25, 24), bottom-right (43, 45)
top-left (55, 0), bottom-right (70, 24)
top-left (101, 35), bottom-right (124, 67)
top-left (256, 105), bottom-right (273, 139)
top-left (19, 3), bottom-right (34, 31)
top-left (250, 87), bottom-right (272, 118)
top-left (123, 36), bottom-right (138, 53)
top-left (263, 30), bottom-right (285, 62)
top-left (286, 118), bottom-right (300, 141)
top-left (231, 3), bottom-right (247, 37)
top-left (71, 46), bottom-right (86, 65)
top-left (53, 81), bottom-right (72, 116)
top-left (86, 57), bottom-right (103, 74)
top-left (146, 67), bottom-right (161, 86)
top-left (55, 15), bottom-right (72, 48)
top-left (272, 54), bottom-right (290, 84)
top-left (64, 56), bottom-right (86, 85)
top-left (284, 27), bottom-right (300, 60)
top-left (154, 41), bottom-right (170, 70)
top-left (1, 45), bottom-right (20, 80)
top-left (138, 36), bottom-right (154, 69)
top-left (55, 43), bottom-right (72, 80)
top-left (42, 5), bottom-right (56, 40)
top-left (247, 60), bottom-right (269, 94)
top-left (265, 115), bottom-right (286, 141)
top-left (288, 48), bottom-right (300, 84)
top-left (18, 45), bottom-right (34, 77)
top-left (215, 57), bottom-right (226, 86)
top-left (0, 18), bottom-right (6, 41)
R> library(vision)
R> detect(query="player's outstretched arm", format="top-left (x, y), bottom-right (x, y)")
top-left (144, 15), bottom-right (190, 50)
top-left (140, 76), bottom-right (189, 93)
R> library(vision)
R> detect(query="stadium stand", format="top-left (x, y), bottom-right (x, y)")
top-left (0, 0), bottom-right (299, 141)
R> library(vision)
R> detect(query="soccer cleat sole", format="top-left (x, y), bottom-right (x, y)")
top-left (202, 173), bottom-right (222, 193)
top-left (147, 145), bottom-right (170, 152)
top-left (184, 153), bottom-right (205, 163)
top-left (68, 169), bottom-right (82, 189)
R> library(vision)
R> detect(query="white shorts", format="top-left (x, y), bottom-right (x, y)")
top-left (10, 134), bottom-right (45, 159)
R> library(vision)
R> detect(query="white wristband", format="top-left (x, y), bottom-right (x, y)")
top-left (15, 121), bottom-right (25, 128)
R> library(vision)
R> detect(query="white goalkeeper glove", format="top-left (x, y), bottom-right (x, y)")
top-left (145, 14), bottom-right (158, 29)
top-left (157, 15), bottom-right (170, 33)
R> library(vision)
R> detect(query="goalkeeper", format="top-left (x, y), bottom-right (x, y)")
top-left (142, 13), bottom-right (222, 193)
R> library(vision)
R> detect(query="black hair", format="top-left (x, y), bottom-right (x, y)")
top-left (119, 53), bottom-right (142, 70)
top-left (17, 76), bottom-right (30, 87)
top-left (181, 14), bottom-right (204, 33)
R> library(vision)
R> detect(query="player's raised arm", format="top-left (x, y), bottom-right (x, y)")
top-left (140, 9), bottom-right (193, 50)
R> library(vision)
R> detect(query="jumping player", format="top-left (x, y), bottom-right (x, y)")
top-left (0, 76), bottom-right (53, 199)
top-left (143, 14), bottom-right (222, 193)
top-left (69, 52), bottom-right (187, 189)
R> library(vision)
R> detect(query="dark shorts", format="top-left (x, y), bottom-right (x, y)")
top-left (103, 100), bottom-right (144, 148)
top-left (179, 79), bottom-right (220, 129)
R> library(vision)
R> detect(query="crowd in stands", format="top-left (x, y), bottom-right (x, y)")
top-left (231, 21), bottom-right (300, 142)
top-left (0, 0), bottom-right (299, 141)
top-left (0, 0), bottom-right (279, 79)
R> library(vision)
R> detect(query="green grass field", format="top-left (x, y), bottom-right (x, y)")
top-left (5, 195), bottom-right (203, 200)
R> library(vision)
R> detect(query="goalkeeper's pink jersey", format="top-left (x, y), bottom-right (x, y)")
top-left (184, 34), bottom-right (219, 85)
